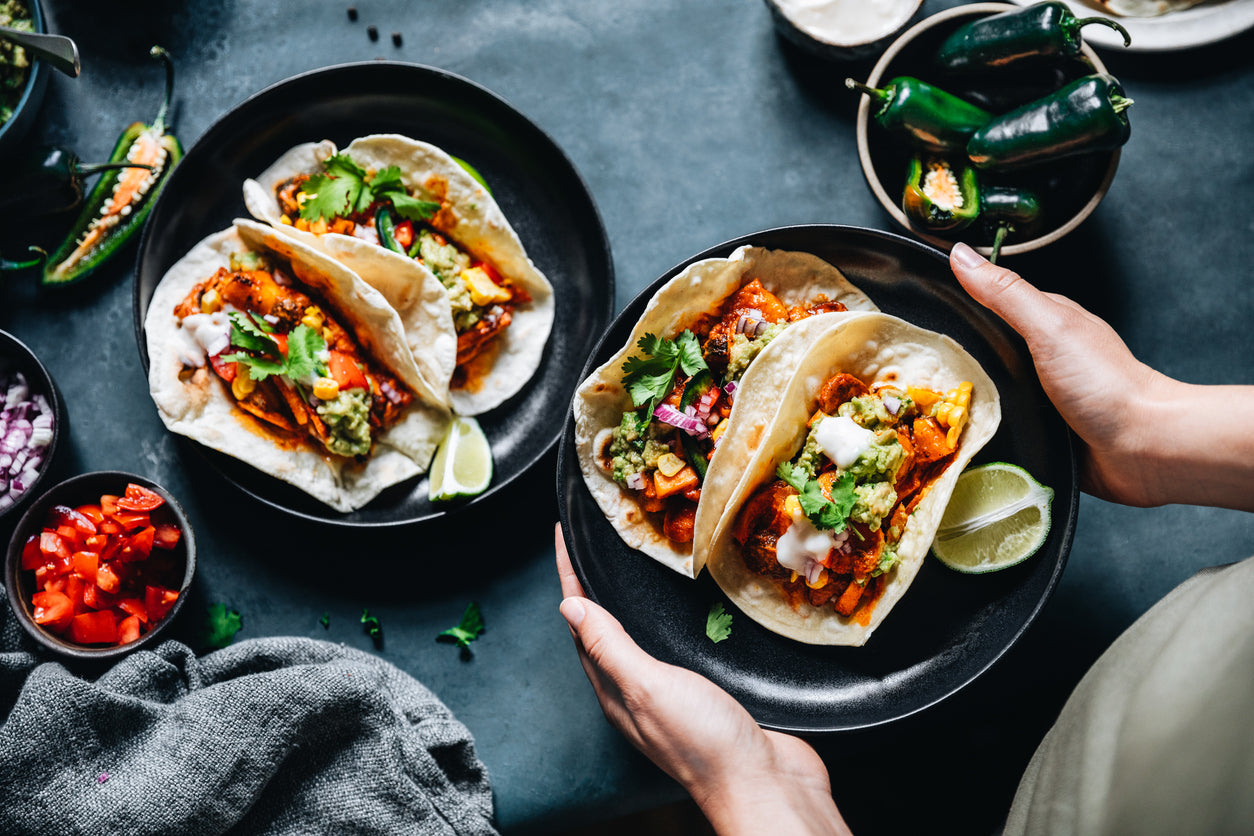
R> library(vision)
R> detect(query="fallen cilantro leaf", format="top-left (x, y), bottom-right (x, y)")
top-left (706, 602), bottom-right (732, 643)
top-left (437, 602), bottom-right (485, 650)
top-left (319, 612), bottom-right (330, 629)
top-left (361, 608), bottom-right (383, 648)
top-left (203, 603), bottom-right (243, 649)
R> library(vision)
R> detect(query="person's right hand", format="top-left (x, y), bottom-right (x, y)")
top-left (950, 243), bottom-right (1254, 511)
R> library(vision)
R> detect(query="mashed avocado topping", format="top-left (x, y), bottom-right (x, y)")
top-left (796, 423), bottom-right (902, 483)
top-left (839, 391), bottom-right (913, 429)
top-left (607, 410), bottom-right (670, 483)
top-left (725, 321), bottom-right (787, 382)
top-left (416, 229), bottom-right (484, 330)
top-left (316, 389), bottom-right (372, 457)
top-left (0, 1), bottom-right (33, 126)
top-left (851, 482), bottom-right (897, 529)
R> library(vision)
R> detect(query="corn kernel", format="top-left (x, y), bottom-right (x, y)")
top-left (907, 386), bottom-right (940, 409)
top-left (310, 219), bottom-right (328, 236)
top-left (231, 371), bottom-right (256, 400)
top-left (461, 267), bottom-right (512, 306)
top-left (784, 495), bottom-right (802, 520)
top-left (710, 418), bottom-right (729, 445)
top-left (294, 218), bottom-right (310, 232)
top-left (301, 305), bottom-right (325, 331)
top-left (805, 569), bottom-right (829, 589)
top-left (280, 214), bottom-right (293, 226)
top-left (312, 377), bottom-right (340, 400)
top-left (200, 288), bottom-right (222, 314)
top-left (657, 453), bottom-right (685, 478)
top-left (790, 571), bottom-right (799, 583)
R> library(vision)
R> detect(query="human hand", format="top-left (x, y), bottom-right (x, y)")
top-left (950, 243), bottom-right (1254, 511)
top-left (554, 525), bottom-right (850, 836)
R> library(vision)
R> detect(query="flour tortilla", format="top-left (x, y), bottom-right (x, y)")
top-left (243, 134), bottom-right (555, 415)
top-left (703, 312), bottom-right (1001, 645)
top-left (1089, 0), bottom-right (1204, 16)
top-left (145, 219), bottom-right (450, 512)
top-left (573, 246), bottom-right (879, 578)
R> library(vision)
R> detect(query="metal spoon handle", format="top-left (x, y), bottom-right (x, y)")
top-left (0, 25), bottom-right (80, 78)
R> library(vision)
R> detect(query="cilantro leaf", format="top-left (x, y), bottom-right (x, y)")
top-left (706, 602), bottom-right (732, 643)
top-left (676, 330), bottom-right (707, 377)
top-left (776, 463), bottom-right (856, 533)
top-left (438, 602), bottom-right (485, 650)
top-left (220, 352), bottom-right (286, 381)
top-left (361, 607), bottom-right (383, 649)
top-left (283, 324), bottom-right (327, 382)
top-left (203, 603), bottom-right (242, 649)
top-left (297, 154), bottom-right (372, 221)
top-left (222, 317), bottom-right (327, 384)
top-left (620, 331), bottom-right (709, 427)
top-left (227, 311), bottom-right (279, 355)
top-left (387, 190), bottom-right (440, 222)
top-left (319, 612), bottom-right (330, 629)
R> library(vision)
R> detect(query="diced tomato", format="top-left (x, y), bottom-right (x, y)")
top-left (52, 505), bottom-right (98, 537)
top-left (99, 519), bottom-right (122, 536)
top-left (153, 524), bottom-right (181, 550)
top-left (101, 495), bottom-right (119, 516)
top-left (83, 583), bottom-right (117, 611)
top-left (64, 575), bottom-right (87, 614)
top-left (393, 219), bottom-right (415, 251)
top-left (40, 531), bottom-right (69, 561)
top-left (117, 615), bottom-right (142, 645)
top-left (21, 535), bottom-right (43, 570)
top-left (78, 504), bottom-right (106, 526)
top-left (71, 551), bottom-right (99, 580)
top-left (70, 610), bottom-right (118, 645)
top-left (111, 511), bottom-right (150, 531)
top-left (85, 533), bottom-right (108, 550)
top-left (127, 526), bottom-right (156, 559)
top-left (327, 350), bottom-right (370, 391)
top-left (209, 351), bottom-right (238, 383)
top-left (96, 563), bottom-right (121, 594)
top-left (146, 585), bottom-right (180, 623)
top-left (272, 332), bottom-right (289, 356)
top-left (118, 597), bottom-right (149, 624)
top-left (32, 590), bottom-right (74, 632)
top-left (42, 576), bottom-right (66, 594)
top-left (117, 483), bottom-right (165, 512)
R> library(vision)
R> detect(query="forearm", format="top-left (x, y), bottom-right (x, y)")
top-left (687, 753), bottom-right (852, 836)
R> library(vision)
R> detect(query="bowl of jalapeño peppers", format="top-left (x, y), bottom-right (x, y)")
top-left (850, 2), bottom-right (1132, 260)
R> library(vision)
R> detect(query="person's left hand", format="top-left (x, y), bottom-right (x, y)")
top-left (554, 524), bottom-right (850, 836)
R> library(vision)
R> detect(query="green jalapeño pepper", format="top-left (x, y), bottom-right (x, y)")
top-left (374, 206), bottom-right (403, 254)
top-left (967, 73), bottom-right (1132, 171)
top-left (846, 76), bottom-right (992, 154)
top-left (2, 146), bottom-right (152, 220)
top-left (980, 186), bottom-right (1043, 263)
top-left (938, 2), bottom-right (1131, 73)
top-left (902, 157), bottom-right (980, 233)
top-left (42, 46), bottom-right (183, 288)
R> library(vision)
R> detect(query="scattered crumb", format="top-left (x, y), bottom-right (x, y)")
top-left (392, 31), bottom-right (403, 47)
top-left (367, 24), bottom-right (378, 41)
top-left (347, 6), bottom-right (357, 21)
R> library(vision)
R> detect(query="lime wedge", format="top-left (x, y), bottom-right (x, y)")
top-left (429, 416), bottom-right (493, 502)
top-left (931, 462), bottom-right (1053, 574)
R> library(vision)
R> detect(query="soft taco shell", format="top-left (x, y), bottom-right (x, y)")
top-left (573, 246), bottom-right (879, 578)
top-left (145, 219), bottom-right (450, 512)
top-left (704, 312), bottom-right (1001, 645)
top-left (243, 134), bottom-right (555, 415)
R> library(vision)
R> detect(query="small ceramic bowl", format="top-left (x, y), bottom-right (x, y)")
top-left (0, 0), bottom-right (50, 156)
top-left (854, 3), bottom-right (1121, 257)
top-left (5, 471), bottom-right (195, 661)
top-left (0, 328), bottom-right (67, 524)
top-left (764, 0), bottom-right (923, 61)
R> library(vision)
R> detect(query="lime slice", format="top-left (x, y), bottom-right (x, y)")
top-left (931, 462), bottom-right (1053, 574)
top-left (428, 416), bottom-right (493, 502)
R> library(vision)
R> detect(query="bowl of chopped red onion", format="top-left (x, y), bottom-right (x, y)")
top-left (0, 329), bottom-right (65, 524)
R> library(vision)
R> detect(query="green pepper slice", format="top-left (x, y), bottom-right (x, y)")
top-left (967, 73), bottom-right (1132, 171)
top-left (846, 76), bottom-right (992, 154)
top-left (938, 2), bottom-right (1131, 73)
top-left (902, 157), bottom-right (980, 233)
top-left (375, 206), bottom-right (405, 254)
top-left (41, 47), bottom-right (183, 288)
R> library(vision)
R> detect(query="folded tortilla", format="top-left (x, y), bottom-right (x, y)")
top-left (243, 134), bottom-right (555, 415)
top-left (702, 312), bottom-right (1001, 645)
top-left (145, 219), bottom-right (450, 512)
top-left (573, 246), bottom-right (879, 578)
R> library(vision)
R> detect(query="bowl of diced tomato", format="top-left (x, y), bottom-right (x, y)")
top-left (5, 471), bottom-right (194, 659)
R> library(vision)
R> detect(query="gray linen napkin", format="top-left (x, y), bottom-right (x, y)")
top-left (0, 593), bottom-right (497, 836)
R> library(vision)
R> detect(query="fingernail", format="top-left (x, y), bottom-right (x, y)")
top-left (560, 598), bottom-right (586, 629)
top-left (951, 241), bottom-right (986, 270)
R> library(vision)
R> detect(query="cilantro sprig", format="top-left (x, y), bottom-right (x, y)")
top-left (361, 608), bottom-right (383, 649)
top-left (706, 602), bottom-right (733, 643)
top-left (621, 331), bottom-right (708, 428)
top-left (221, 312), bottom-right (327, 384)
top-left (202, 603), bottom-right (243, 649)
top-left (777, 463), bottom-right (857, 532)
top-left (299, 154), bottom-right (440, 223)
top-left (438, 602), bottom-right (485, 651)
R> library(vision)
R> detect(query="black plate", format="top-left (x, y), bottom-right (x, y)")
top-left (557, 225), bottom-right (1077, 733)
top-left (134, 62), bottom-right (613, 527)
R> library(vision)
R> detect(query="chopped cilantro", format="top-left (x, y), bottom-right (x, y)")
top-left (222, 314), bottom-right (327, 384)
top-left (706, 602), bottom-right (732, 643)
top-left (437, 602), bottom-right (485, 650)
top-left (777, 463), bottom-right (857, 532)
top-left (299, 153), bottom-right (439, 223)
top-left (319, 612), bottom-right (330, 629)
top-left (203, 603), bottom-right (243, 649)
top-left (361, 608), bottom-right (383, 648)
top-left (621, 331), bottom-right (709, 428)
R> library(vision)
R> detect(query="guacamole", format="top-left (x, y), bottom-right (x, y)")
top-left (0, 1), bottom-right (32, 126)
top-left (606, 411), bottom-right (670, 483)
top-left (317, 389), bottom-right (373, 458)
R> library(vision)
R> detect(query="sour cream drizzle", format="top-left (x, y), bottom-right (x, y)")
top-left (814, 415), bottom-right (875, 468)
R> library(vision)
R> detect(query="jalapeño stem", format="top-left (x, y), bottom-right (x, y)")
top-left (149, 46), bottom-right (175, 133)
top-left (1072, 16), bottom-right (1132, 48)
top-left (989, 224), bottom-right (1013, 265)
top-left (844, 78), bottom-right (889, 105)
top-left (1111, 92), bottom-right (1134, 114)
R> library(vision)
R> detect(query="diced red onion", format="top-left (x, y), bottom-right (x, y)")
top-left (272, 268), bottom-right (293, 286)
top-left (0, 371), bottom-right (54, 508)
top-left (624, 472), bottom-right (645, 490)
top-left (379, 380), bottom-right (405, 405)
top-left (723, 381), bottom-right (737, 402)
top-left (804, 559), bottom-right (825, 586)
top-left (736, 308), bottom-right (765, 336)
top-left (654, 404), bottom-right (710, 438)
top-left (883, 395), bottom-right (901, 415)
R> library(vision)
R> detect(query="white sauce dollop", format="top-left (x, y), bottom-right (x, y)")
top-left (813, 415), bottom-right (875, 468)
top-left (776, 510), bottom-right (837, 574)
top-left (774, 0), bottom-right (917, 44)
top-left (175, 312), bottom-right (232, 367)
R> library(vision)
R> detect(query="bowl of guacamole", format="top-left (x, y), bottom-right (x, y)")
top-left (0, 0), bottom-right (47, 155)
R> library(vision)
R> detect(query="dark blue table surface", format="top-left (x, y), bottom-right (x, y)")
top-left (3, 1), bottom-right (1253, 833)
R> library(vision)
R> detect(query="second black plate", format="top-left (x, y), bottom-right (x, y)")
top-left (558, 225), bottom-right (1077, 733)
top-left (135, 62), bottom-right (613, 526)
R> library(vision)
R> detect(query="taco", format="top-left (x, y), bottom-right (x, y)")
top-left (573, 246), bottom-right (879, 578)
top-left (701, 312), bottom-right (1000, 645)
top-left (242, 134), bottom-right (555, 415)
top-left (145, 219), bottom-right (450, 512)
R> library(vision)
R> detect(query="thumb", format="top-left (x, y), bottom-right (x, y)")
top-left (560, 597), bottom-right (656, 681)
top-left (950, 242), bottom-right (1066, 346)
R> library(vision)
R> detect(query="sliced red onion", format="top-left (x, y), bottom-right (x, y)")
top-left (654, 404), bottom-right (710, 438)
top-left (624, 472), bottom-right (646, 490)
top-left (883, 395), bottom-right (901, 416)
top-left (804, 559), bottom-right (825, 587)
top-left (735, 308), bottom-right (765, 336)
